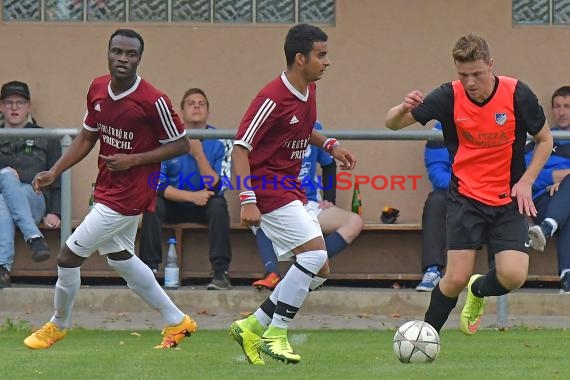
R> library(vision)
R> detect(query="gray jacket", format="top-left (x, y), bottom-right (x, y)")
top-left (0, 122), bottom-right (61, 216)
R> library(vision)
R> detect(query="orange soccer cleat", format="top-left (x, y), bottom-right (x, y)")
top-left (252, 272), bottom-right (281, 290)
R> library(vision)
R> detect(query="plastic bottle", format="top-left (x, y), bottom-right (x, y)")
top-left (88, 182), bottom-right (95, 209)
top-left (351, 182), bottom-right (362, 216)
top-left (164, 238), bottom-right (179, 289)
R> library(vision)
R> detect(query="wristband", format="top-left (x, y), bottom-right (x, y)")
top-left (239, 190), bottom-right (257, 205)
top-left (323, 138), bottom-right (339, 153)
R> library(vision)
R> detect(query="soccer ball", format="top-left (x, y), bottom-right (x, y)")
top-left (393, 320), bottom-right (440, 363)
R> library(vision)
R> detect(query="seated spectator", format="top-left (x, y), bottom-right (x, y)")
top-left (416, 122), bottom-right (449, 291)
top-left (139, 88), bottom-right (233, 290)
top-left (526, 86), bottom-right (570, 292)
top-left (0, 81), bottom-right (61, 288)
top-left (252, 121), bottom-right (363, 290)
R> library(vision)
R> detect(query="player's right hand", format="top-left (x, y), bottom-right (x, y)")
top-left (32, 170), bottom-right (56, 193)
top-left (240, 203), bottom-right (261, 228)
top-left (402, 90), bottom-right (424, 111)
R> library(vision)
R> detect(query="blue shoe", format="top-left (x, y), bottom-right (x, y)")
top-left (415, 266), bottom-right (441, 292)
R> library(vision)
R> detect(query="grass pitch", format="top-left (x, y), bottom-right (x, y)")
top-left (1, 326), bottom-right (568, 379)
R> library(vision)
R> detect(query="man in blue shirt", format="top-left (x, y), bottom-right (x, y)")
top-left (251, 121), bottom-right (363, 289)
top-left (526, 86), bottom-right (570, 292)
top-left (416, 122), bottom-right (450, 291)
top-left (140, 88), bottom-right (233, 290)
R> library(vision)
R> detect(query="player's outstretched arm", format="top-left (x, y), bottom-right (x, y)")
top-left (385, 90), bottom-right (424, 130)
top-left (33, 128), bottom-right (99, 192)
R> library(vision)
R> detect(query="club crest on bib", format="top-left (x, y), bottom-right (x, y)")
top-left (495, 112), bottom-right (507, 126)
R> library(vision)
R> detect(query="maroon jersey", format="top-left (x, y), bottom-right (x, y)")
top-left (83, 75), bottom-right (186, 215)
top-left (235, 73), bottom-right (317, 213)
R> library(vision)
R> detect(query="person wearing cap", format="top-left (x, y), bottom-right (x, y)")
top-left (0, 80), bottom-right (61, 288)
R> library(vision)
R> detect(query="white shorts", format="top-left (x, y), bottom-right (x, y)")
top-left (305, 200), bottom-right (323, 217)
top-left (66, 203), bottom-right (140, 258)
top-left (260, 200), bottom-right (323, 261)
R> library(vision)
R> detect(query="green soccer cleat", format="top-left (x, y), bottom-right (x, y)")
top-left (460, 274), bottom-right (486, 335)
top-left (229, 320), bottom-right (265, 365)
top-left (260, 327), bottom-right (301, 364)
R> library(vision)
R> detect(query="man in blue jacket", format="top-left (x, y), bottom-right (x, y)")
top-left (526, 86), bottom-right (570, 292)
top-left (139, 88), bottom-right (233, 290)
top-left (416, 122), bottom-right (450, 291)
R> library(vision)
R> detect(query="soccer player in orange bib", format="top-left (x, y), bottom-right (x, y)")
top-left (385, 33), bottom-right (553, 336)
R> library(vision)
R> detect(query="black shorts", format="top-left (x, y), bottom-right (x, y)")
top-left (446, 188), bottom-right (529, 255)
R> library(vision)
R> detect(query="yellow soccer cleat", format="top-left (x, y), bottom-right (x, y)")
top-left (24, 322), bottom-right (67, 349)
top-left (154, 314), bottom-right (197, 348)
top-left (460, 274), bottom-right (486, 335)
top-left (229, 320), bottom-right (265, 365)
top-left (260, 327), bottom-right (301, 364)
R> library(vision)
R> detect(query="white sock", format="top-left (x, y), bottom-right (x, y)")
top-left (271, 250), bottom-right (327, 329)
top-left (544, 218), bottom-right (558, 235)
top-left (254, 308), bottom-right (272, 329)
top-left (50, 266), bottom-right (81, 329)
top-left (269, 280), bottom-right (283, 304)
top-left (107, 255), bottom-right (184, 326)
top-left (253, 281), bottom-right (283, 328)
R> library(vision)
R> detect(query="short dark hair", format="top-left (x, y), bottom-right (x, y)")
top-left (552, 86), bottom-right (570, 106)
top-left (108, 29), bottom-right (145, 55)
top-left (180, 88), bottom-right (209, 110)
top-left (284, 24), bottom-right (328, 67)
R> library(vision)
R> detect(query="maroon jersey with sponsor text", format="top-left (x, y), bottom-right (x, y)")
top-left (235, 73), bottom-right (317, 213)
top-left (83, 74), bottom-right (186, 215)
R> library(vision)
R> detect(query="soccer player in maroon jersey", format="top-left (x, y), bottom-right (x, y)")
top-left (385, 34), bottom-right (553, 336)
top-left (24, 29), bottom-right (197, 350)
top-left (229, 24), bottom-right (356, 365)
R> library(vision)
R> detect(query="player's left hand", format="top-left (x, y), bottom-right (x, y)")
top-left (511, 179), bottom-right (536, 217)
top-left (331, 146), bottom-right (356, 170)
top-left (99, 154), bottom-right (134, 171)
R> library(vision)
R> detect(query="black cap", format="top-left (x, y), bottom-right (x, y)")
top-left (0, 81), bottom-right (30, 100)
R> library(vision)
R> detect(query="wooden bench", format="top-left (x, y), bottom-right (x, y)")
top-left (10, 221), bottom-right (559, 284)
top-left (159, 221), bottom-right (558, 283)
top-left (161, 222), bottom-right (424, 280)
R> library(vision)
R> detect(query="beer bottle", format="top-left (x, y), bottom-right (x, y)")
top-left (351, 183), bottom-right (362, 216)
top-left (88, 182), bottom-right (95, 209)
